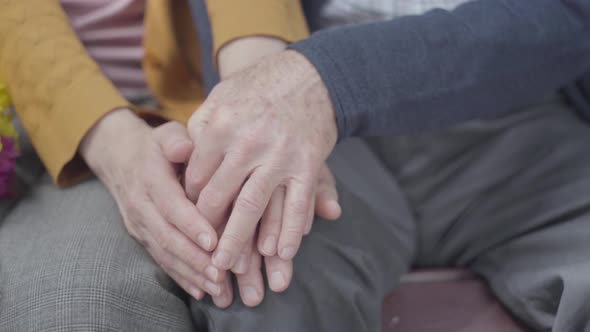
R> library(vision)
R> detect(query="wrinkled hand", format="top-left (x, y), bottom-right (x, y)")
top-left (212, 161), bottom-right (342, 307)
top-left (80, 110), bottom-right (222, 301)
top-left (185, 50), bottom-right (339, 273)
top-left (157, 128), bottom-right (341, 307)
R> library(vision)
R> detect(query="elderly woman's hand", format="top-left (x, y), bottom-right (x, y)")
top-left (79, 110), bottom-right (222, 301)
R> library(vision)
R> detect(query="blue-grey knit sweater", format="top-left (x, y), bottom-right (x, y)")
top-left (291, 0), bottom-right (590, 138)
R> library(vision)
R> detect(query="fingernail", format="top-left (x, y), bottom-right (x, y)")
top-left (233, 254), bottom-right (249, 274)
top-left (191, 287), bottom-right (204, 300)
top-left (197, 233), bottom-right (212, 251)
top-left (330, 200), bottom-right (342, 217)
top-left (213, 250), bottom-right (232, 269)
top-left (242, 286), bottom-right (260, 305)
top-left (205, 280), bottom-right (221, 297)
top-left (270, 271), bottom-right (286, 291)
top-left (205, 265), bottom-right (219, 281)
top-left (262, 236), bottom-right (276, 256)
top-left (279, 246), bottom-right (296, 260)
top-left (213, 292), bottom-right (231, 308)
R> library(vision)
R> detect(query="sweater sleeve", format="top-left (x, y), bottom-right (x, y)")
top-left (0, 0), bottom-right (130, 186)
top-left (289, 0), bottom-right (590, 138)
top-left (205, 0), bottom-right (309, 64)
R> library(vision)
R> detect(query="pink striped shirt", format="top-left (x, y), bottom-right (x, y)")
top-left (60, 0), bottom-right (149, 99)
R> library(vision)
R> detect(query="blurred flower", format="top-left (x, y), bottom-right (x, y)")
top-left (0, 137), bottom-right (18, 197)
top-left (0, 75), bottom-right (19, 198)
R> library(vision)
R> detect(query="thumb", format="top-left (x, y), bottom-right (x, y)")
top-left (153, 121), bottom-right (194, 163)
top-left (315, 164), bottom-right (341, 221)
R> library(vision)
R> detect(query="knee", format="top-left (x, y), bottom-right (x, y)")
top-left (1, 239), bottom-right (191, 331)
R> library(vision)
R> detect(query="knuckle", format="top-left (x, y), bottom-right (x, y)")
top-left (249, 175), bottom-right (270, 196)
top-left (156, 233), bottom-right (170, 252)
top-left (198, 188), bottom-right (226, 212)
top-left (157, 254), bottom-right (172, 271)
top-left (175, 249), bottom-right (192, 267)
top-left (225, 149), bottom-right (249, 166)
top-left (208, 109), bottom-right (233, 133)
top-left (192, 257), bottom-right (209, 273)
top-left (283, 224), bottom-right (303, 239)
top-left (185, 173), bottom-right (208, 193)
top-left (241, 131), bottom-right (261, 149)
top-left (290, 198), bottom-right (309, 216)
top-left (124, 198), bottom-right (141, 219)
top-left (190, 273), bottom-right (207, 287)
top-left (235, 194), bottom-right (264, 215)
top-left (211, 112), bottom-right (231, 130)
top-left (158, 204), bottom-right (175, 224)
top-left (290, 172), bottom-right (314, 186)
top-left (126, 208), bottom-right (143, 229)
top-left (222, 232), bottom-right (248, 251)
top-left (261, 213), bottom-right (280, 229)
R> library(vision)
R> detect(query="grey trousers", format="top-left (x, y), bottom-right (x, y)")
top-left (2, 99), bottom-right (590, 332)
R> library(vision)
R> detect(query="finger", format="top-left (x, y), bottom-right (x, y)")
top-left (265, 255), bottom-right (293, 293)
top-left (184, 144), bottom-right (224, 203)
top-left (257, 186), bottom-right (285, 256)
top-left (212, 272), bottom-right (234, 309)
top-left (141, 201), bottom-right (222, 284)
top-left (231, 235), bottom-right (253, 274)
top-left (153, 121), bottom-right (194, 163)
top-left (158, 251), bottom-right (222, 297)
top-left (277, 178), bottom-right (314, 260)
top-left (205, 223), bottom-right (229, 282)
top-left (315, 165), bottom-right (342, 221)
top-left (236, 250), bottom-right (264, 307)
top-left (196, 155), bottom-right (250, 229)
top-left (159, 254), bottom-right (221, 299)
top-left (166, 269), bottom-right (205, 301)
top-left (140, 225), bottom-right (223, 297)
top-left (184, 104), bottom-right (223, 202)
top-left (213, 170), bottom-right (278, 270)
top-left (148, 168), bottom-right (218, 252)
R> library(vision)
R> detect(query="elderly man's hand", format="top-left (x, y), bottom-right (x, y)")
top-left (185, 50), bottom-right (338, 271)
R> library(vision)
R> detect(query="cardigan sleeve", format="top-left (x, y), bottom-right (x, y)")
top-left (0, 0), bottom-right (131, 186)
top-left (205, 0), bottom-right (309, 64)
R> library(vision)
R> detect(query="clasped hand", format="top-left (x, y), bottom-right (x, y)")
top-left (81, 49), bottom-right (339, 308)
top-left (182, 50), bottom-right (340, 306)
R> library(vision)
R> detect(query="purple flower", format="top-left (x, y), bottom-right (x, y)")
top-left (0, 137), bottom-right (19, 198)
